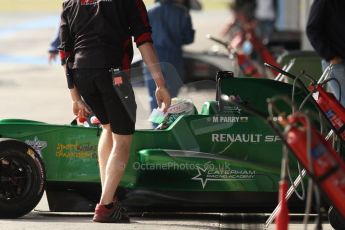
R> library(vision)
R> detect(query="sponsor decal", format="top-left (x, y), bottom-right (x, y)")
top-left (56, 143), bottom-right (97, 159)
top-left (211, 133), bottom-right (281, 143)
top-left (223, 105), bottom-right (242, 115)
top-left (207, 116), bottom-right (248, 123)
top-left (192, 164), bottom-right (256, 189)
top-left (25, 137), bottom-right (47, 156)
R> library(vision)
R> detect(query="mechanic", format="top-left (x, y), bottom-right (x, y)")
top-left (59, 0), bottom-right (171, 223)
top-left (306, 0), bottom-right (345, 107)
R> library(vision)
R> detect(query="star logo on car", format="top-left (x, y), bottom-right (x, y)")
top-left (191, 166), bottom-right (210, 189)
top-left (25, 136), bottom-right (47, 156)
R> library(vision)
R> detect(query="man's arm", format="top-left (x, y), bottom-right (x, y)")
top-left (126, 0), bottom-right (171, 112)
top-left (58, 3), bottom-right (73, 66)
top-left (125, 0), bottom-right (152, 47)
top-left (59, 3), bottom-right (89, 117)
top-left (138, 43), bottom-right (171, 112)
top-left (138, 43), bottom-right (165, 87)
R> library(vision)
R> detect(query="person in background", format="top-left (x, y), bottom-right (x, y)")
top-left (143, 0), bottom-right (195, 114)
top-left (219, 0), bottom-right (256, 40)
top-left (306, 0), bottom-right (345, 107)
top-left (59, 0), bottom-right (171, 223)
top-left (47, 29), bottom-right (60, 64)
top-left (220, 0), bottom-right (277, 45)
top-left (254, 0), bottom-right (277, 44)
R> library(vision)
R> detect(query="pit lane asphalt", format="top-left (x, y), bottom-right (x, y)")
top-left (0, 204), bottom-right (335, 230)
top-left (0, 9), bottom-right (336, 230)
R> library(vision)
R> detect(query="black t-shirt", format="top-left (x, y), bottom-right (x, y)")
top-left (59, 0), bottom-right (153, 69)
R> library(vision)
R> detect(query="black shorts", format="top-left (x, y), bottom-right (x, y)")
top-left (73, 68), bottom-right (136, 135)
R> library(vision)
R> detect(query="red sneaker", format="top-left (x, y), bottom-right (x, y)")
top-left (92, 202), bottom-right (130, 223)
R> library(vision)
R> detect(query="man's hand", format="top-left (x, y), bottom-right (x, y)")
top-left (155, 86), bottom-right (171, 113)
top-left (72, 99), bottom-right (91, 118)
top-left (330, 56), bottom-right (342, 65)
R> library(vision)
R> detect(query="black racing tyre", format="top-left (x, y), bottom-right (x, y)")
top-left (329, 206), bottom-right (345, 230)
top-left (0, 139), bottom-right (45, 218)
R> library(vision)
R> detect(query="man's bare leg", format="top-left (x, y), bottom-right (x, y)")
top-left (99, 133), bottom-right (132, 205)
top-left (97, 124), bottom-right (113, 186)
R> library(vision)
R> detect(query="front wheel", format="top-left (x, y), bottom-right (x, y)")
top-left (0, 139), bottom-right (45, 218)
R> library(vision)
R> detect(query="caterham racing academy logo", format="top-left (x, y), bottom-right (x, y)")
top-left (192, 164), bottom-right (255, 189)
top-left (163, 150), bottom-right (257, 189)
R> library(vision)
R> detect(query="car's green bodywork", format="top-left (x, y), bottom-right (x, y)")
top-left (0, 74), bottom-right (322, 216)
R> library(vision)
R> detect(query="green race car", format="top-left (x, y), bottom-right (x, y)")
top-left (0, 72), bottom-right (319, 218)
